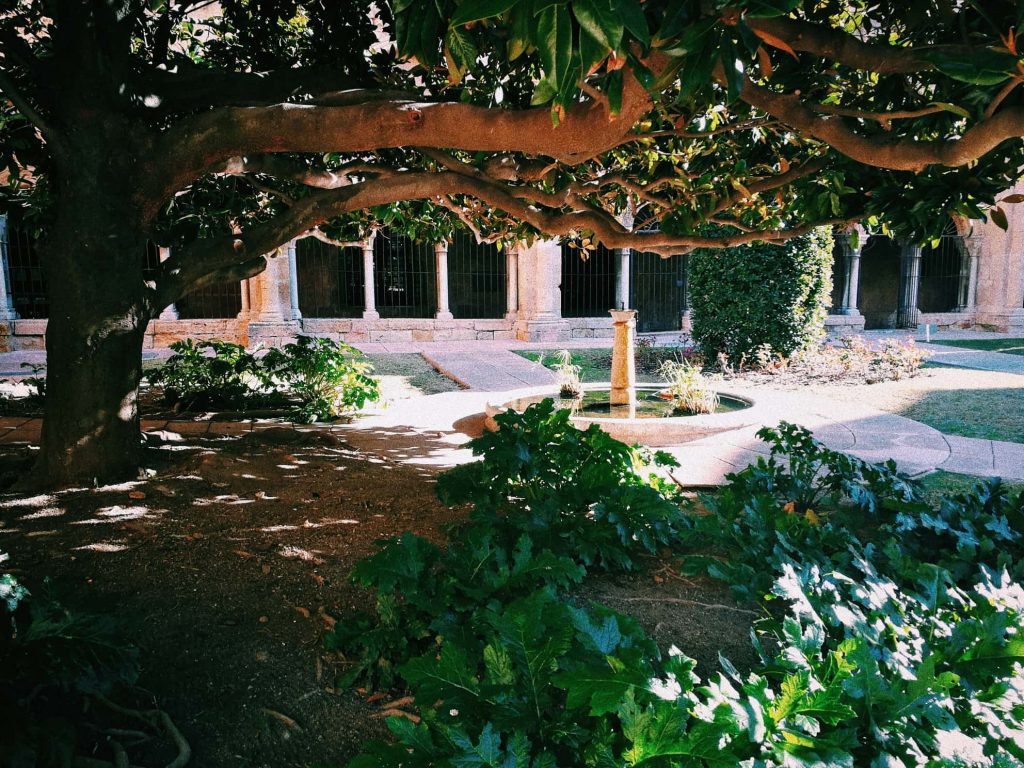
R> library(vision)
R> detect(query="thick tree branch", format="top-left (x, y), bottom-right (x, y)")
top-left (0, 68), bottom-right (55, 138)
top-left (149, 69), bottom-right (653, 200)
top-left (746, 17), bottom-right (974, 74)
top-left (740, 79), bottom-right (1024, 171)
top-left (156, 168), bottom-right (860, 307)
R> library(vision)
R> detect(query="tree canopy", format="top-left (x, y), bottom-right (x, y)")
top-left (2, 0), bottom-right (1024, 287)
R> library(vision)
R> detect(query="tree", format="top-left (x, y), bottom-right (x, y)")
top-left (1, 0), bottom-right (1023, 485)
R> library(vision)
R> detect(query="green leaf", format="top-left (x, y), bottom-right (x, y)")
top-left (551, 662), bottom-right (649, 715)
top-left (536, 4), bottom-right (573, 91)
top-left (572, 0), bottom-right (623, 52)
top-left (923, 48), bottom-right (1019, 86)
top-left (615, 0), bottom-right (649, 48)
top-left (451, 0), bottom-right (519, 27)
top-left (606, 68), bottom-right (624, 115)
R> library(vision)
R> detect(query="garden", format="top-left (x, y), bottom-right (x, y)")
top-left (4, 0), bottom-right (1024, 766)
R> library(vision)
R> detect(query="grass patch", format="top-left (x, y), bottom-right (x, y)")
top-left (898, 383), bottom-right (1024, 443)
top-left (929, 337), bottom-right (1024, 356)
top-left (517, 348), bottom-right (668, 384)
top-left (916, 470), bottom-right (1024, 505)
top-left (364, 353), bottom-right (461, 396)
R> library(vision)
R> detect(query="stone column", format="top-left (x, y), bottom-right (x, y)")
top-left (835, 236), bottom-right (863, 315)
top-left (157, 247), bottom-right (179, 320)
top-left (505, 246), bottom-right (519, 319)
top-left (897, 242), bottom-right (922, 328)
top-left (974, 181), bottom-right (1024, 331)
top-left (435, 241), bottom-right (454, 320)
top-left (609, 309), bottom-right (637, 405)
top-left (286, 239), bottom-right (302, 321)
top-left (362, 233), bottom-right (379, 320)
top-left (614, 248), bottom-right (631, 311)
top-left (247, 247), bottom-right (300, 346)
top-left (237, 278), bottom-right (251, 319)
top-left (513, 239), bottom-right (569, 341)
top-left (0, 215), bottom-right (19, 322)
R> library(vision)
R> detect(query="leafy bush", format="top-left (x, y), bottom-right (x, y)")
top-left (327, 401), bottom-right (685, 688)
top-left (146, 338), bottom-right (272, 410)
top-left (338, 414), bottom-right (1024, 768)
top-left (1, 562), bottom-right (141, 765)
top-left (689, 227), bottom-right (833, 363)
top-left (263, 335), bottom-right (380, 422)
top-left (147, 335), bottom-right (380, 420)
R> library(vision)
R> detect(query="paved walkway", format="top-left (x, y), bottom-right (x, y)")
top-left (422, 349), bottom-right (555, 390)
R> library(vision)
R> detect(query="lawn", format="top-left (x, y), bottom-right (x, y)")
top-left (928, 337), bottom-right (1024, 356)
top-left (916, 469), bottom-right (1024, 505)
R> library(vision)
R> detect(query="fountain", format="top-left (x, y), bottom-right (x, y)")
top-left (486, 309), bottom-right (758, 447)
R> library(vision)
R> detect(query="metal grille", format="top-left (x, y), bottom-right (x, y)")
top-left (373, 229), bottom-right (436, 318)
top-left (561, 241), bottom-right (616, 318)
top-left (143, 240), bottom-right (161, 275)
top-left (4, 220), bottom-right (47, 318)
top-left (630, 251), bottom-right (687, 332)
top-left (176, 279), bottom-right (243, 318)
top-left (919, 224), bottom-right (968, 312)
top-left (295, 236), bottom-right (365, 318)
top-left (447, 233), bottom-right (506, 319)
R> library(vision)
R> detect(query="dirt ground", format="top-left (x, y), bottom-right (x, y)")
top-left (0, 421), bottom-right (750, 767)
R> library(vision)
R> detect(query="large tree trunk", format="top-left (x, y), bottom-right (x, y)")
top-left (35, 220), bottom-right (151, 487)
top-left (33, 117), bottom-right (155, 487)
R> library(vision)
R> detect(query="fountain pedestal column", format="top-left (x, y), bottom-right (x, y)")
top-left (609, 309), bottom-right (637, 405)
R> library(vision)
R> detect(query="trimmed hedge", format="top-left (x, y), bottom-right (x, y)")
top-left (689, 227), bottom-right (834, 362)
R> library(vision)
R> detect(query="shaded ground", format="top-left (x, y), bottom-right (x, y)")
top-left (0, 422), bottom-right (750, 767)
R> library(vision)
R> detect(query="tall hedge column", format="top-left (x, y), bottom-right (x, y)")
top-left (897, 242), bottom-right (922, 328)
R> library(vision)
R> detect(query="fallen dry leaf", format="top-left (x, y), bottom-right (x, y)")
top-left (261, 708), bottom-right (302, 732)
top-left (128, 491), bottom-right (146, 500)
top-left (294, 606), bottom-right (311, 619)
top-left (258, 615), bottom-right (269, 624)
top-left (234, 550), bottom-right (255, 559)
top-left (375, 708), bottom-right (420, 723)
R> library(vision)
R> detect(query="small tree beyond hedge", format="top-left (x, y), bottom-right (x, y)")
top-left (689, 228), bottom-right (834, 363)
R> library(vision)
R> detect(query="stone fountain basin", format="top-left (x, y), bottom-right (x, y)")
top-left (485, 384), bottom-right (762, 447)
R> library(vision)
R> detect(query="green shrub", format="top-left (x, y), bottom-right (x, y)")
top-left (146, 338), bottom-right (272, 410)
top-left (263, 335), bottom-right (380, 422)
top-left (689, 228), bottom-right (834, 363)
top-left (341, 417), bottom-right (1024, 768)
top-left (146, 335), bottom-right (380, 420)
top-left (1, 562), bottom-right (141, 764)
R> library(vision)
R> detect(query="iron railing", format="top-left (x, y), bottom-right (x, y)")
top-left (373, 229), bottom-right (437, 318)
top-left (447, 233), bottom-right (506, 319)
top-left (295, 236), bottom-right (364, 318)
top-left (630, 251), bottom-right (687, 332)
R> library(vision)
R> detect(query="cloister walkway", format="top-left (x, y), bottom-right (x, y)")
top-left (0, 329), bottom-right (1021, 485)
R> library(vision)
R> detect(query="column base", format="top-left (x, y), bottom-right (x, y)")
top-left (435, 310), bottom-right (454, 320)
top-left (824, 312), bottom-right (865, 337)
top-left (975, 308), bottom-right (1024, 333)
top-left (247, 320), bottom-right (300, 347)
top-left (515, 317), bottom-right (570, 342)
top-left (362, 310), bottom-right (380, 320)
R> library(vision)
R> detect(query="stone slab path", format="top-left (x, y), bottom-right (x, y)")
top-left (421, 349), bottom-right (555, 390)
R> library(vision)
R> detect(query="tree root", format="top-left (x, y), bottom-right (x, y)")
top-left (603, 595), bottom-right (759, 616)
top-left (71, 696), bottom-right (191, 768)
